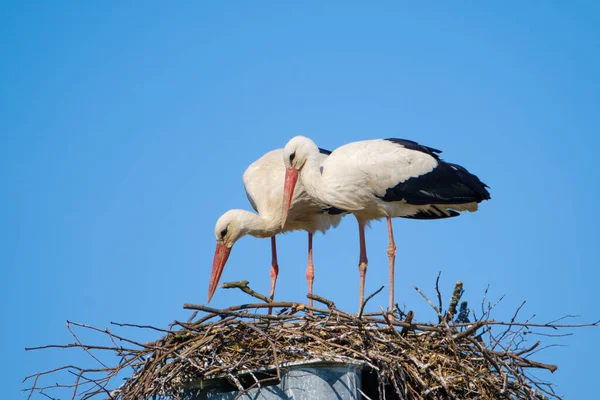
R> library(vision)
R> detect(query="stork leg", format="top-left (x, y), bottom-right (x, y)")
top-left (268, 236), bottom-right (279, 315)
top-left (386, 216), bottom-right (397, 314)
top-left (306, 232), bottom-right (315, 311)
top-left (358, 221), bottom-right (368, 311)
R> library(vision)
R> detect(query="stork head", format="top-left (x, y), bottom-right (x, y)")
top-left (207, 210), bottom-right (247, 303)
top-left (282, 136), bottom-right (319, 227)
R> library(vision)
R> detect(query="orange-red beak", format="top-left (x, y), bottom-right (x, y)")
top-left (282, 167), bottom-right (299, 228)
top-left (207, 243), bottom-right (232, 303)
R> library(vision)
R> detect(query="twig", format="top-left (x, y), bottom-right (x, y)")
top-left (358, 286), bottom-right (384, 319)
top-left (307, 293), bottom-right (335, 309)
top-left (221, 280), bottom-right (271, 303)
top-left (413, 285), bottom-right (446, 326)
top-left (435, 272), bottom-right (443, 322)
top-left (401, 310), bottom-right (414, 337)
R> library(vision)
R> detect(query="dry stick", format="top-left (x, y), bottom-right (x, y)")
top-left (435, 272), bottom-right (444, 322)
top-left (39, 393), bottom-right (60, 400)
top-left (490, 348), bottom-right (558, 373)
top-left (413, 285), bottom-right (451, 335)
top-left (381, 309), bottom-right (409, 346)
top-left (175, 311), bottom-right (224, 329)
top-left (453, 319), bottom-right (600, 329)
top-left (25, 343), bottom-right (137, 353)
top-left (66, 372), bottom-right (81, 400)
top-left (301, 331), bottom-right (378, 368)
top-left (110, 321), bottom-right (173, 334)
top-left (104, 328), bottom-right (142, 376)
top-left (183, 303), bottom-right (299, 320)
top-left (408, 354), bottom-right (458, 400)
top-left (240, 322), bottom-right (281, 382)
top-left (484, 293), bottom-right (507, 324)
top-left (413, 286), bottom-right (443, 319)
top-left (545, 314), bottom-right (581, 325)
top-left (66, 321), bottom-right (155, 350)
top-left (307, 293), bottom-right (335, 309)
top-left (446, 321), bottom-right (486, 343)
top-left (221, 280), bottom-right (272, 303)
top-left (186, 310), bottom-right (199, 323)
top-left (64, 323), bottom-right (110, 393)
top-left (359, 315), bottom-right (435, 332)
top-left (480, 284), bottom-right (491, 320)
top-left (172, 313), bottom-right (218, 329)
top-left (67, 370), bottom-right (114, 400)
top-left (467, 336), bottom-right (505, 375)
top-left (358, 285), bottom-right (385, 319)
top-left (235, 369), bottom-right (279, 398)
top-left (495, 300), bottom-right (528, 348)
top-left (526, 331), bottom-right (573, 338)
top-left (503, 315), bottom-right (536, 354)
top-left (185, 301), bottom-right (327, 314)
top-left (400, 310), bottom-right (414, 337)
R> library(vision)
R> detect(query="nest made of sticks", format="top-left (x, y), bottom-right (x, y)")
top-left (24, 279), bottom-right (598, 400)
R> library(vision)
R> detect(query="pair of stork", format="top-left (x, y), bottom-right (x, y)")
top-left (208, 136), bottom-right (490, 312)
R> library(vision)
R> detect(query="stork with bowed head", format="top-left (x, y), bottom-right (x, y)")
top-left (281, 136), bottom-right (490, 313)
top-left (208, 148), bottom-right (344, 307)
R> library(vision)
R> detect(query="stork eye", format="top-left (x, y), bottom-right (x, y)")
top-left (289, 152), bottom-right (296, 163)
top-left (220, 227), bottom-right (228, 238)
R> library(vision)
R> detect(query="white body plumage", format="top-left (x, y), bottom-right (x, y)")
top-left (208, 147), bottom-right (343, 303)
top-left (281, 135), bottom-right (490, 312)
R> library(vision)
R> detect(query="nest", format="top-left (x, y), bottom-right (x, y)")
top-left (23, 280), bottom-right (597, 400)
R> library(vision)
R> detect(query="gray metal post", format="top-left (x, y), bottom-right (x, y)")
top-left (184, 361), bottom-right (364, 400)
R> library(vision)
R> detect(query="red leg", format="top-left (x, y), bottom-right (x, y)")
top-left (306, 233), bottom-right (315, 311)
top-left (358, 220), bottom-right (368, 311)
top-left (269, 236), bottom-right (279, 315)
top-left (386, 216), bottom-right (397, 314)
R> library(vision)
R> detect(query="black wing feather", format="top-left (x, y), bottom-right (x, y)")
top-left (321, 206), bottom-right (346, 215)
top-left (380, 160), bottom-right (490, 205)
top-left (400, 207), bottom-right (460, 220)
top-left (384, 138), bottom-right (442, 159)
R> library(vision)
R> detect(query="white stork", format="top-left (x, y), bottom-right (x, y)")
top-left (208, 148), bottom-right (344, 305)
top-left (281, 136), bottom-right (490, 312)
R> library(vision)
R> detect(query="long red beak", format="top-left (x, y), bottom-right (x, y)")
top-left (282, 167), bottom-right (298, 228)
top-left (207, 243), bottom-right (232, 303)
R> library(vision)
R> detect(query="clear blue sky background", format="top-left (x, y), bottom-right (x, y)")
top-left (2, 2), bottom-right (599, 398)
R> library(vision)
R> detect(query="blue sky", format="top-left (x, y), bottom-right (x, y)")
top-left (2, 2), bottom-right (599, 398)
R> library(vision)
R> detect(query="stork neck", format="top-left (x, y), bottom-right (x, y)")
top-left (238, 210), bottom-right (279, 238)
top-left (300, 154), bottom-right (331, 205)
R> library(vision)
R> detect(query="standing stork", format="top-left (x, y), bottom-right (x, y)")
top-left (281, 136), bottom-right (490, 313)
top-left (208, 148), bottom-right (344, 306)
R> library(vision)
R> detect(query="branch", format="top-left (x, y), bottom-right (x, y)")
top-left (358, 286), bottom-right (384, 319)
top-left (221, 280), bottom-right (271, 303)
